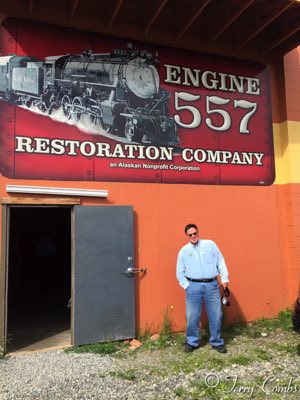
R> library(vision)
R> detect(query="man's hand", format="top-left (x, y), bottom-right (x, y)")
top-left (221, 282), bottom-right (228, 289)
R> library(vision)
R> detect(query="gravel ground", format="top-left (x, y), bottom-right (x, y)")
top-left (0, 330), bottom-right (299, 400)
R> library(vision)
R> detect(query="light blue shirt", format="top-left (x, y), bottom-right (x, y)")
top-left (176, 239), bottom-right (229, 290)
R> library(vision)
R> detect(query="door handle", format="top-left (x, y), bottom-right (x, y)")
top-left (124, 267), bottom-right (147, 275)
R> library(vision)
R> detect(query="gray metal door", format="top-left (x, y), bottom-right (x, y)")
top-left (73, 205), bottom-right (135, 345)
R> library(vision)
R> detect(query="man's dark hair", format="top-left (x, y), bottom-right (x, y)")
top-left (184, 223), bottom-right (198, 234)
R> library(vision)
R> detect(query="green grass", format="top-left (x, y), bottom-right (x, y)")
top-left (0, 337), bottom-right (7, 360)
top-left (227, 354), bottom-right (253, 366)
top-left (222, 321), bottom-right (250, 340)
top-left (161, 351), bottom-right (254, 376)
top-left (108, 368), bottom-right (137, 381)
top-left (64, 309), bottom-right (294, 359)
top-left (137, 308), bottom-right (178, 351)
top-left (249, 310), bottom-right (292, 332)
top-left (64, 340), bottom-right (129, 355)
top-left (271, 343), bottom-right (299, 356)
top-left (175, 374), bottom-right (300, 400)
top-left (158, 309), bottom-right (173, 346)
top-left (167, 354), bottom-right (207, 374)
top-left (63, 309), bottom-right (299, 400)
top-left (255, 348), bottom-right (273, 361)
top-left (223, 309), bottom-right (293, 341)
top-left (174, 386), bottom-right (186, 398)
top-left (189, 378), bottom-right (258, 400)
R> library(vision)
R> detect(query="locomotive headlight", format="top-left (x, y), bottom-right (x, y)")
top-left (124, 58), bottom-right (159, 99)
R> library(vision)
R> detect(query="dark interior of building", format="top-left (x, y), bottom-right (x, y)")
top-left (7, 206), bottom-right (71, 352)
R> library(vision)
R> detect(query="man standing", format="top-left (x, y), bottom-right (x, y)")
top-left (176, 223), bottom-right (229, 353)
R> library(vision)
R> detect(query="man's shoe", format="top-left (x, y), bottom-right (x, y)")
top-left (184, 344), bottom-right (197, 353)
top-left (212, 344), bottom-right (227, 353)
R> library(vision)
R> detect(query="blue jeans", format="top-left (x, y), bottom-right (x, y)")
top-left (186, 280), bottom-right (223, 347)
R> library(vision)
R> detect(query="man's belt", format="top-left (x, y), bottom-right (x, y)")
top-left (186, 276), bottom-right (217, 283)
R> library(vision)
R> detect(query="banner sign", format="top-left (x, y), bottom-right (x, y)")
top-left (0, 19), bottom-right (274, 185)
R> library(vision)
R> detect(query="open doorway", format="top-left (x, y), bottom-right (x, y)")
top-left (6, 206), bottom-right (71, 352)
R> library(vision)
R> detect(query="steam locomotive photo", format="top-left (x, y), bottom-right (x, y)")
top-left (0, 46), bottom-right (179, 145)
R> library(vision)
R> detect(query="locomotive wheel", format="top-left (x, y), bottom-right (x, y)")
top-left (99, 119), bottom-right (111, 133)
top-left (71, 96), bottom-right (84, 123)
top-left (37, 102), bottom-right (47, 112)
top-left (93, 116), bottom-right (111, 133)
top-left (89, 114), bottom-right (98, 126)
top-left (5, 89), bottom-right (13, 101)
top-left (61, 95), bottom-right (72, 119)
top-left (21, 96), bottom-right (32, 108)
top-left (84, 112), bottom-right (98, 128)
top-left (81, 112), bottom-right (111, 133)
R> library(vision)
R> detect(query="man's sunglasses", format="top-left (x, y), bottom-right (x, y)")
top-left (188, 231), bottom-right (198, 237)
